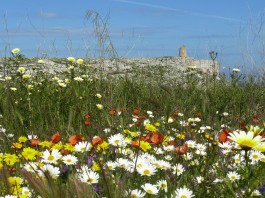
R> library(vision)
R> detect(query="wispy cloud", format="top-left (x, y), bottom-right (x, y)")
top-left (39, 11), bottom-right (57, 18)
top-left (183, 34), bottom-right (236, 39)
top-left (113, 0), bottom-right (242, 23)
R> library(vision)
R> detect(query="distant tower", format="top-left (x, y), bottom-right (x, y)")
top-left (179, 45), bottom-right (187, 57)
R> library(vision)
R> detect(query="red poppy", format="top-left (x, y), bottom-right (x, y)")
top-left (133, 108), bottom-right (139, 116)
top-left (109, 108), bottom-right (117, 116)
top-left (134, 122), bottom-right (141, 126)
top-left (168, 140), bottom-right (177, 147)
top-left (29, 139), bottom-right (40, 147)
top-left (252, 114), bottom-right (260, 124)
top-left (138, 115), bottom-right (145, 120)
top-left (84, 113), bottom-right (91, 119)
top-left (238, 121), bottom-right (246, 130)
top-left (84, 121), bottom-right (90, 126)
top-left (131, 140), bottom-right (140, 149)
top-left (60, 149), bottom-right (70, 155)
top-left (195, 112), bottom-right (202, 117)
top-left (150, 133), bottom-right (164, 145)
top-left (260, 133), bottom-right (265, 138)
top-left (92, 136), bottom-right (104, 146)
top-left (8, 168), bottom-right (16, 173)
top-left (174, 144), bottom-right (188, 155)
top-left (173, 112), bottom-right (179, 117)
top-left (219, 128), bottom-right (232, 143)
top-left (50, 132), bottom-right (61, 144)
top-left (68, 134), bottom-right (83, 145)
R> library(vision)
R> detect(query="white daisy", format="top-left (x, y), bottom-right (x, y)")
top-left (227, 171), bottom-right (241, 182)
top-left (249, 150), bottom-right (261, 162)
top-left (79, 170), bottom-right (99, 184)
top-left (42, 164), bottom-right (60, 179)
top-left (172, 163), bottom-right (185, 175)
top-left (75, 141), bottom-right (92, 152)
top-left (24, 162), bottom-right (39, 173)
top-left (251, 189), bottom-right (261, 196)
top-left (41, 149), bottom-right (62, 164)
top-left (157, 179), bottom-right (168, 192)
top-left (136, 163), bottom-right (157, 176)
top-left (163, 145), bottom-right (175, 152)
top-left (218, 142), bottom-right (233, 150)
top-left (233, 154), bottom-right (244, 164)
top-left (105, 161), bottom-right (118, 170)
top-left (185, 140), bottom-right (196, 148)
top-left (108, 133), bottom-right (126, 147)
top-left (21, 187), bottom-right (32, 197)
top-left (175, 186), bottom-right (194, 198)
top-left (62, 154), bottom-right (78, 165)
top-left (155, 160), bottom-right (171, 170)
top-left (116, 158), bottom-right (131, 170)
top-left (126, 189), bottom-right (146, 198)
top-left (141, 183), bottom-right (159, 195)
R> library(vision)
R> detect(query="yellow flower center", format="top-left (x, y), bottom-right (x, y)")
top-left (67, 159), bottom-right (72, 163)
top-left (87, 178), bottom-right (94, 183)
top-left (146, 189), bottom-right (153, 194)
top-left (252, 154), bottom-right (259, 159)
top-left (143, 169), bottom-right (150, 175)
top-left (180, 196), bottom-right (187, 198)
top-left (48, 155), bottom-right (54, 161)
top-left (114, 140), bottom-right (120, 144)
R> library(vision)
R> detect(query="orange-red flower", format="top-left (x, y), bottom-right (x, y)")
top-left (68, 134), bottom-right (83, 145)
top-left (92, 136), bottom-right (104, 146)
top-left (29, 139), bottom-right (40, 147)
top-left (133, 108), bottom-right (139, 116)
top-left (50, 132), bottom-right (61, 144)
top-left (84, 121), bottom-right (90, 126)
top-left (219, 128), bottom-right (232, 143)
top-left (252, 113), bottom-right (260, 124)
top-left (174, 144), bottom-right (188, 155)
top-left (109, 108), bottom-right (117, 116)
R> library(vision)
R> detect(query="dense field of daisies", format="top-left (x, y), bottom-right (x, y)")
top-left (0, 48), bottom-right (265, 198)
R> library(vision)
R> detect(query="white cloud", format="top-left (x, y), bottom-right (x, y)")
top-left (113, 0), bottom-right (242, 23)
top-left (40, 11), bottom-right (57, 18)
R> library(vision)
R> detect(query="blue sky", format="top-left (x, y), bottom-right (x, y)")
top-left (1, 0), bottom-right (265, 72)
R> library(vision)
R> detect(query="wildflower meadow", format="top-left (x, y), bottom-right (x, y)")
top-left (0, 48), bottom-right (265, 198)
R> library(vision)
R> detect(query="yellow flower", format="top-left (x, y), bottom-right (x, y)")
top-left (39, 141), bottom-right (52, 148)
top-left (67, 57), bottom-right (75, 62)
top-left (22, 74), bottom-right (31, 79)
top-left (12, 48), bottom-right (20, 54)
top-left (145, 123), bottom-right (156, 132)
top-left (233, 68), bottom-right (240, 72)
top-left (253, 143), bottom-right (265, 152)
top-left (38, 59), bottom-right (44, 64)
top-left (21, 147), bottom-right (38, 161)
top-left (52, 143), bottom-right (63, 150)
top-left (154, 122), bottom-right (161, 127)
top-left (11, 142), bottom-right (23, 149)
top-left (64, 143), bottom-right (75, 152)
top-left (4, 153), bottom-right (19, 166)
top-left (139, 141), bottom-right (152, 152)
top-left (247, 125), bottom-right (263, 135)
top-left (77, 58), bottom-right (84, 64)
top-left (8, 176), bottom-right (23, 186)
top-left (96, 104), bottom-right (103, 110)
top-left (228, 131), bottom-right (265, 150)
top-left (18, 136), bottom-right (28, 143)
top-left (17, 67), bottom-right (26, 74)
top-left (92, 162), bottom-right (101, 171)
top-left (97, 141), bottom-right (109, 150)
top-left (176, 134), bottom-right (185, 139)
